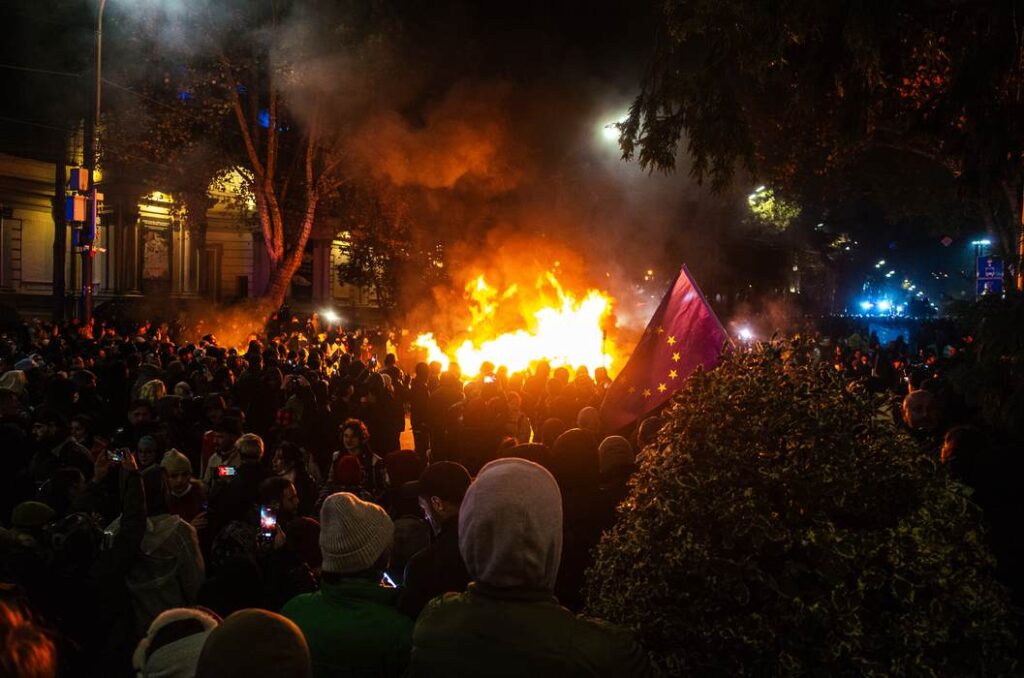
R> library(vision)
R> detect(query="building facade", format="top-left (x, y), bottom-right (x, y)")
top-left (0, 151), bottom-right (379, 322)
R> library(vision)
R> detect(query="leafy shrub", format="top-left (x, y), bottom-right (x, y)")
top-left (586, 343), bottom-right (1017, 676)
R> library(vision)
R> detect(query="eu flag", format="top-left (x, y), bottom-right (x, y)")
top-left (600, 265), bottom-right (729, 432)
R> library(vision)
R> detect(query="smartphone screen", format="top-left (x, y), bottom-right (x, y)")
top-left (259, 505), bottom-right (277, 542)
top-left (217, 466), bottom-right (237, 477)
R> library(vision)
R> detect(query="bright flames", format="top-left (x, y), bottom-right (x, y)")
top-left (414, 272), bottom-right (616, 377)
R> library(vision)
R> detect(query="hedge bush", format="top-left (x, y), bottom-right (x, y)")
top-left (586, 343), bottom-right (1017, 676)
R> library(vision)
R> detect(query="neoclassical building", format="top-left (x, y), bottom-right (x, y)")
top-left (0, 151), bottom-right (379, 321)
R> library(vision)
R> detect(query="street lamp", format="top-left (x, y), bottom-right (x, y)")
top-left (79, 0), bottom-right (107, 322)
top-left (971, 238), bottom-right (992, 259)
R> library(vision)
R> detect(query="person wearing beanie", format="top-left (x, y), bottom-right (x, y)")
top-left (195, 609), bottom-right (311, 678)
top-left (409, 458), bottom-right (652, 677)
top-left (282, 492), bottom-right (413, 678)
top-left (132, 607), bottom-right (220, 678)
top-left (397, 462), bottom-right (472, 619)
top-left (162, 450), bottom-right (207, 524)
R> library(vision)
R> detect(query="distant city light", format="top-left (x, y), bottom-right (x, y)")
top-left (859, 301), bottom-right (874, 311)
top-left (876, 300), bottom-right (892, 312)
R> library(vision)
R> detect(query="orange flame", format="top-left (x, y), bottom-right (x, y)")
top-left (414, 272), bottom-right (616, 377)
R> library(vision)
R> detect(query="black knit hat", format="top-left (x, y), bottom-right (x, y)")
top-left (403, 461), bottom-right (472, 503)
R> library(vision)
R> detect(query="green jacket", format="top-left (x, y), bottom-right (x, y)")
top-left (409, 583), bottom-right (653, 677)
top-left (282, 577), bottom-right (413, 678)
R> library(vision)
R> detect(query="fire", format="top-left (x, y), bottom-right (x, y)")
top-left (413, 272), bottom-right (616, 377)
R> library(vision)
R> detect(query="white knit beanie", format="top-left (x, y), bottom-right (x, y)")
top-left (133, 607), bottom-right (219, 678)
top-left (458, 458), bottom-right (563, 591)
top-left (319, 492), bottom-right (394, 574)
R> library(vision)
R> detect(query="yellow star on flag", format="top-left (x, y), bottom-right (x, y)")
top-left (671, 352), bottom-right (681, 363)
top-left (655, 326), bottom-right (664, 334)
top-left (669, 369), bottom-right (678, 379)
top-left (642, 388), bottom-right (652, 398)
top-left (657, 383), bottom-right (667, 393)
top-left (666, 336), bottom-right (676, 346)
top-left (627, 386), bottom-right (636, 394)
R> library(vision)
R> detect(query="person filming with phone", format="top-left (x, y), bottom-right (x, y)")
top-left (206, 433), bottom-right (270, 548)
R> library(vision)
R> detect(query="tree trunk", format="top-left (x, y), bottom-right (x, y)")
top-left (262, 243), bottom-right (307, 311)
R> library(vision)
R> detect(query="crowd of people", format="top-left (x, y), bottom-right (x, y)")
top-left (0, 313), bottom-right (1017, 677)
top-left (0, 315), bottom-right (648, 677)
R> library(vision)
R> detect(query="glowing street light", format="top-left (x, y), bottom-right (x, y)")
top-left (737, 327), bottom-right (754, 341)
top-left (322, 309), bottom-right (339, 324)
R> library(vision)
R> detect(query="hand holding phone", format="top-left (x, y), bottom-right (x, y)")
top-left (107, 447), bottom-right (131, 463)
top-left (259, 504), bottom-right (278, 543)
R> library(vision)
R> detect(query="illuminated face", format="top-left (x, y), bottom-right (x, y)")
top-left (166, 469), bottom-right (191, 494)
top-left (418, 495), bottom-right (445, 534)
top-left (342, 427), bottom-right (361, 452)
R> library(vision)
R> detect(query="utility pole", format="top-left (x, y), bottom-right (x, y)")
top-left (80, 0), bottom-right (106, 322)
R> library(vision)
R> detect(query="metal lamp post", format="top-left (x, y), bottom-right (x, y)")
top-left (80, 0), bottom-right (107, 322)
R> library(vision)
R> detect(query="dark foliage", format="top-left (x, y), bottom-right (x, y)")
top-left (587, 343), bottom-right (1017, 676)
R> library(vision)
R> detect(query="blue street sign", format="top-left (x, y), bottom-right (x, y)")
top-left (977, 278), bottom-right (1003, 296)
top-left (976, 256), bottom-right (1003, 281)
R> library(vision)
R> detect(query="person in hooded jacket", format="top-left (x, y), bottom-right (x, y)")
top-left (118, 465), bottom-right (205, 634)
top-left (409, 458), bottom-right (651, 677)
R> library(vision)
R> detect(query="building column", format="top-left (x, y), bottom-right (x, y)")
top-left (127, 215), bottom-right (142, 294)
top-left (312, 238), bottom-right (331, 304)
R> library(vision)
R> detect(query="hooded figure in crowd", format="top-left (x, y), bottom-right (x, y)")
top-left (409, 458), bottom-right (652, 677)
top-left (119, 466), bottom-right (205, 634)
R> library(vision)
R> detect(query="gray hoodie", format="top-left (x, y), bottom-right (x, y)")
top-left (458, 458), bottom-right (563, 591)
top-left (111, 513), bottom-right (205, 633)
